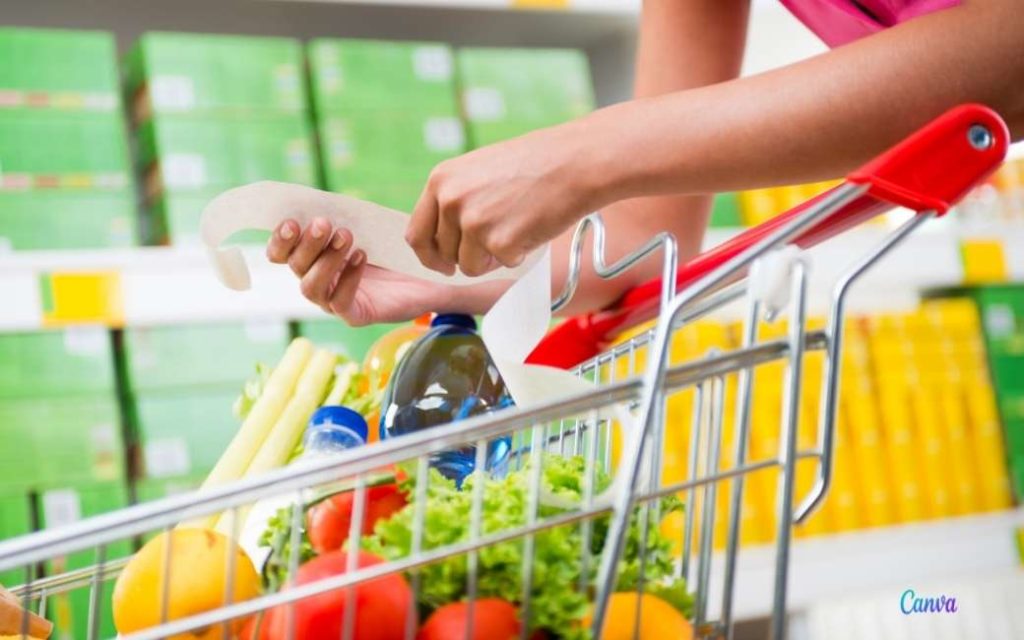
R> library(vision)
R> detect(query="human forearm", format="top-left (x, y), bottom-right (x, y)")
top-left (546, 0), bottom-right (751, 315)
top-left (578, 0), bottom-right (1024, 204)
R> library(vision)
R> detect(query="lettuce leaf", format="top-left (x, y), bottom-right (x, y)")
top-left (363, 455), bottom-right (690, 639)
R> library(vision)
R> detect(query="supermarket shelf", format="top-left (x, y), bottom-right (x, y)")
top-left (1, 220), bottom-right (1022, 331)
top-left (710, 507), bottom-right (1024, 622)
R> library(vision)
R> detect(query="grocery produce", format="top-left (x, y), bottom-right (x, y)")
top-left (361, 456), bottom-right (691, 640)
top-left (262, 550), bottom-right (413, 640)
top-left (416, 598), bottom-right (521, 640)
top-left (112, 528), bottom-right (260, 640)
top-left (379, 314), bottom-right (513, 484)
top-left (190, 338), bottom-right (314, 528)
top-left (307, 483), bottom-right (407, 554)
top-left (581, 593), bottom-right (693, 640)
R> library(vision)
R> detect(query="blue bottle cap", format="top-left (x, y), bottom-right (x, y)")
top-left (431, 313), bottom-right (477, 330)
top-left (308, 406), bottom-right (369, 443)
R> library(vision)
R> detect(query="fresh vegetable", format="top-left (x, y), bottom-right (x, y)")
top-left (233, 362), bottom-right (273, 421)
top-left (112, 528), bottom-right (260, 640)
top-left (187, 338), bottom-right (314, 529)
top-left (214, 347), bottom-right (338, 535)
top-left (307, 483), bottom-right (408, 554)
top-left (264, 550), bottom-right (413, 640)
top-left (581, 593), bottom-right (693, 640)
top-left (258, 504), bottom-right (317, 594)
top-left (417, 599), bottom-right (522, 640)
top-left (363, 455), bottom-right (691, 640)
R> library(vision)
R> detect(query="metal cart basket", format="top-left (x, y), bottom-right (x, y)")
top-left (0, 104), bottom-right (1008, 640)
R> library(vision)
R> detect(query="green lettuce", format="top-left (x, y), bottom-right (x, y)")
top-left (363, 455), bottom-right (691, 639)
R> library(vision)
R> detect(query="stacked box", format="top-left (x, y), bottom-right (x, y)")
top-left (309, 39), bottom-right (463, 211)
top-left (456, 48), bottom-right (594, 147)
top-left (0, 328), bottom-right (124, 492)
top-left (125, 33), bottom-right (317, 246)
top-left (0, 493), bottom-right (33, 586)
top-left (0, 28), bottom-right (135, 249)
top-left (37, 482), bottom-right (131, 640)
top-left (968, 286), bottom-right (1024, 495)
top-left (297, 318), bottom-right (400, 362)
top-left (120, 321), bottom-right (290, 485)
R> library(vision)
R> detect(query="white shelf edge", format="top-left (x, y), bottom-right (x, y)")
top-left (0, 219), bottom-right (1021, 331)
top-left (710, 507), bottom-right (1024, 622)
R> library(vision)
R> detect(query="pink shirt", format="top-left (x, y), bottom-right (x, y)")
top-left (781, 0), bottom-right (961, 47)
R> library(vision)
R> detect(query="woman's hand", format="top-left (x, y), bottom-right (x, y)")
top-left (406, 121), bottom-right (607, 277)
top-left (267, 218), bottom-right (462, 326)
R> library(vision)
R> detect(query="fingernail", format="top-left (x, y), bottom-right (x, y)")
top-left (331, 230), bottom-right (347, 251)
top-left (352, 250), bottom-right (365, 266)
top-left (311, 219), bottom-right (326, 239)
top-left (280, 223), bottom-right (295, 240)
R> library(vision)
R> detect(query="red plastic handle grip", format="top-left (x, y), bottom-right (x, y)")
top-left (528, 104), bottom-right (1009, 368)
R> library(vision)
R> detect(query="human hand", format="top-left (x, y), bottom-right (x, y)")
top-left (266, 217), bottom-right (465, 326)
top-left (406, 121), bottom-right (605, 277)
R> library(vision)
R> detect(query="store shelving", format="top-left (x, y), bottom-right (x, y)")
top-left (712, 506), bottom-right (1024, 622)
top-left (4, 219), bottom-right (1018, 331)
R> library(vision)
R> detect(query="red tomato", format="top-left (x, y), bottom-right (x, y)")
top-left (266, 550), bottom-right (412, 640)
top-left (417, 599), bottom-right (523, 640)
top-left (307, 484), bottom-right (407, 554)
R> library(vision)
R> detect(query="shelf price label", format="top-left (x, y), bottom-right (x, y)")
top-left (38, 271), bottom-right (124, 327)
top-left (511, 0), bottom-right (570, 9)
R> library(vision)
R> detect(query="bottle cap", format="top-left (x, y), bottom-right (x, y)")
top-left (431, 313), bottom-right (477, 330)
top-left (308, 406), bottom-right (369, 443)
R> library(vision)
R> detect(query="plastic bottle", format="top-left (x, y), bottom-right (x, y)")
top-left (302, 406), bottom-right (368, 457)
top-left (362, 314), bottom-right (432, 393)
top-left (379, 313), bottom-right (513, 484)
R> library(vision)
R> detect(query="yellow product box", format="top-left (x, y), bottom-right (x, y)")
top-left (876, 386), bottom-right (928, 522)
top-left (939, 390), bottom-right (983, 515)
top-left (845, 379), bottom-right (895, 528)
top-left (738, 188), bottom-right (781, 226)
top-left (964, 382), bottom-right (1013, 511)
top-left (909, 386), bottom-right (955, 519)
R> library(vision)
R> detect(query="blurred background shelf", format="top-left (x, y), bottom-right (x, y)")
top-left (4, 220), bottom-right (1024, 331)
top-left (712, 506), bottom-right (1024, 622)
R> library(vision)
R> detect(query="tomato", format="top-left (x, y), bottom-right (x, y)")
top-left (307, 484), bottom-right (407, 554)
top-left (417, 599), bottom-right (524, 640)
top-left (266, 550), bottom-right (412, 640)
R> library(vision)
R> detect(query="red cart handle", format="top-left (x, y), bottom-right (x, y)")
top-left (528, 104), bottom-right (1009, 368)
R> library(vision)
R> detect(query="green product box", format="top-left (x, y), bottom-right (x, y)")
top-left (142, 189), bottom-right (269, 247)
top-left (121, 321), bottom-right (290, 392)
top-left (138, 114), bottom-right (318, 195)
top-left (0, 395), bottom-right (124, 491)
top-left (37, 482), bottom-right (131, 640)
top-left (0, 109), bottom-right (130, 183)
top-left (130, 387), bottom-right (242, 479)
top-left (0, 328), bottom-right (114, 399)
top-left (0, 28), bottom-right (120, 110)
top-left (457, 48), bottom-right (594, 124)
top-left (710, 193), bottom-right (743, 228)
top-left (297, 319), bottom-right (400, 362)
top-left (133, 474), bottom-right (203, 503)
top-left (465, 119), bottom-right (547, 148)
top-left (125, 32), bottom-right (306, 117)
top-left (332, 182), bottom-right (423, 213)
top-left (976, 286), bottom-right (1024, 358)
top-left (0, 189), bottom-right (137, 250)
top-left (0, 492), bottom-right (33, 585)
top-left (318, 111), bottom-right (462, 183)
top-left (308, 39), bottom-right (457, 114)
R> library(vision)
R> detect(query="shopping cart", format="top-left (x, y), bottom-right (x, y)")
top-left (0, 104), bottom-right (1008, 640)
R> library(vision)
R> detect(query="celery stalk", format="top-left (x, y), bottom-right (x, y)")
top-left (184, 338), bottom-right (313, 529)
top-left (214, 348), bottom-right (337, 536)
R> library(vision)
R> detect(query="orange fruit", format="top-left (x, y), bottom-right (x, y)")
top-left (582, 593), bottom-right (693, 640)
top-left (112, 528), bottom-right (260, 640)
